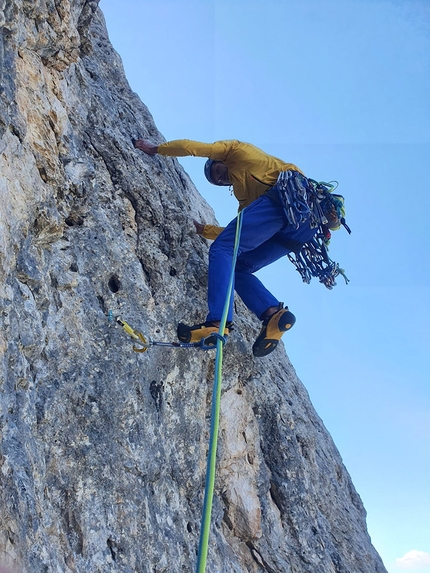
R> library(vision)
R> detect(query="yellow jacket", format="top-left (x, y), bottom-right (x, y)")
top-left (157, 139), bottom-right (304, 239)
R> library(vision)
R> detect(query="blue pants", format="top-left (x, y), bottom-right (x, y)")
top-left (206, 194), bottom-right (317, 323)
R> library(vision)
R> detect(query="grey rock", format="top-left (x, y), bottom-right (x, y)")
top-left (0, 1), bottom-right (387, 572)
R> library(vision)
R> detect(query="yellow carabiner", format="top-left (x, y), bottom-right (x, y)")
top-left (132, 331), bottom-right (149, 353)
top-left (116, 317), bottom-right (150, 352)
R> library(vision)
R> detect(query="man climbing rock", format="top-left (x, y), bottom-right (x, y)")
top-left (134, 138), bottom-right (345, 357)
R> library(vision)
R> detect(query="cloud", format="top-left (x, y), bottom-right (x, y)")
top-left (396, 550), bottom-right (430, 570)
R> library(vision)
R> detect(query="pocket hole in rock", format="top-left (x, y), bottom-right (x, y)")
top-left (108, 275), bottom-right (121, 293)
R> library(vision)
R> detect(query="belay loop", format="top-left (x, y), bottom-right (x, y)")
top-left (277, 171), bottom-right (351, 289)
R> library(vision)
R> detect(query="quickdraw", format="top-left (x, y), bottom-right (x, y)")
top-left (276, 171), bottom-right (350, 289)
top-left (288, 234), bottom-right (349, 290)
top-left (277, 170), bottom-right (312, 229)
top-left (108, 313), bottom-right (225, 352)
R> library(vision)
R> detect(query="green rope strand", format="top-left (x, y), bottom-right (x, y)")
top-left (196, 210), bottom-right (244, 573)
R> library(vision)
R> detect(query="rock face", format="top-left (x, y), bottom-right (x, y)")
top-left (0, 2), bottom-right (387, 572)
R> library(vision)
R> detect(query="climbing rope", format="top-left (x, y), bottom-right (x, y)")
top-left (196, 210), bottom-right (243, 573)
top-left (107, 211), bottom-right (244, 572)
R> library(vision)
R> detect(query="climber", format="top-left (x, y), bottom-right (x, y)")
top-left (134, 138), bottom-right (341, 357)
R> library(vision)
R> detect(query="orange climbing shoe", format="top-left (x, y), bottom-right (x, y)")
top-left (177, 321), bottom-right (233, 345)
top-left (252, 305), bottom-right (296, 357)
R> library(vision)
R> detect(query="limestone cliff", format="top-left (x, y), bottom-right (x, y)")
top-left (0, 2), bottom-right (387, 572)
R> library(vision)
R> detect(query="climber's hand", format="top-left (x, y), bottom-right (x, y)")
top-left (193, 220), bottom-right (205, 235)
top-left (133, 139), bottom-right (158, 155)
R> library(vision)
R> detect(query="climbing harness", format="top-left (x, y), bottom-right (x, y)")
top-left (276, 171), bottom-right (351, 289)
top-left (108, 315), bottom-right (225, 352)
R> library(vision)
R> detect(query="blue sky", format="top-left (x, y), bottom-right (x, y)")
top-left (100, 2), bottom-right (430, 571)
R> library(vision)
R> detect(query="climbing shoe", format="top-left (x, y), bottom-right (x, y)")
top-left (177, 321), bottom-right (233, 346)
top-left (252, 305), bottom-right (296, 357)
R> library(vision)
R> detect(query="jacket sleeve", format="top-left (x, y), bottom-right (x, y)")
top-left (202, 224), bottom-right (225, 240)
top-left (157, 139), bottom-right (236, 161)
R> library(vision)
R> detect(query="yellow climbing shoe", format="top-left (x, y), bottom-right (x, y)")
top-left (177, 321), bottom-right (233, 345)
top-left (252, 306), bottom-right (296, 357)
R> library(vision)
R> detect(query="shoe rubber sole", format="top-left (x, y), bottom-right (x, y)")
top-left (252, 309), bottom-right (296, 357)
